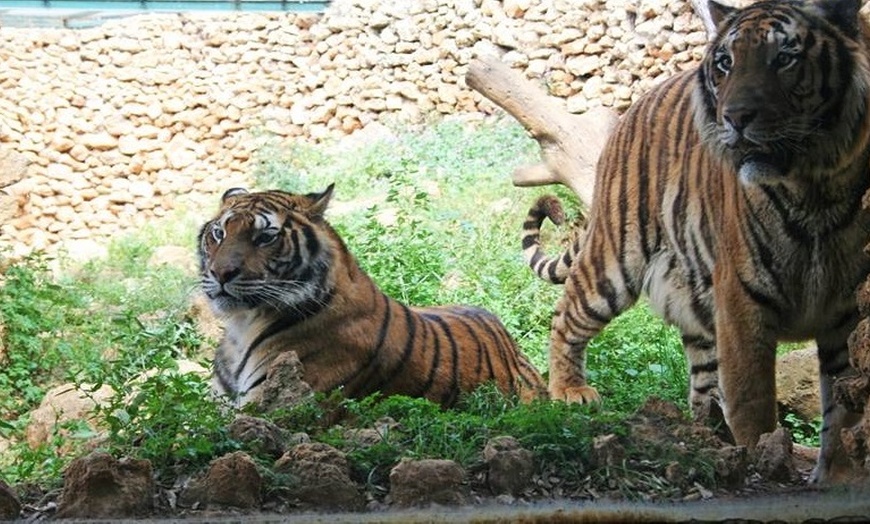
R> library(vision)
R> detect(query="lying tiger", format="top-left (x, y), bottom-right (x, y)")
top-left (522, 0), bottom-right (870, 483)
top-left (198, 184), bottom-right (546, 409)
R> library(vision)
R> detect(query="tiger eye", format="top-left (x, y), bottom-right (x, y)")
top-left (211, 225), bottom-right (225, 243)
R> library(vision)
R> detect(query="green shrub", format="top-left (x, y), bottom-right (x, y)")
top-left (1, 117), bottom-right (712, 494)
top-left (0, 256), bottom-right (95, 419)
top-left (93, 370), bottom-right (236, 474)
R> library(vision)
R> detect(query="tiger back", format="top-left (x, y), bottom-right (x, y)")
top-left (524, 0), bottom-right (870, 484)
top-left (198, 185), bottom-right (546, 408)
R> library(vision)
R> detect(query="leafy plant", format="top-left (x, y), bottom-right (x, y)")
top-left (0, 418), bottom-right (95, 486)
top-left (0, 255), bottom-right (94, 418)
top-left (586, 302), bottom-right (687, 414)
top-left (93, 370), bottom-right (236, 474)
top-left (1, 116), bottom-right (718, 501)
top-left (781, 411), bottom-right (821, 447)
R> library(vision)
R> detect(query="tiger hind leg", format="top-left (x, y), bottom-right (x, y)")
top-left (548, 271), bottom-right (636, 404)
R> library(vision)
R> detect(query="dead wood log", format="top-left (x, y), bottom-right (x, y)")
top-left (466, 54), bottom-right (618, 210)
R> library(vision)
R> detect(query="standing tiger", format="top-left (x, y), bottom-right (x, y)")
top-left (522, 0), bottom-right (870, 483)
top-left (198, 185), bottom-right (545, 409)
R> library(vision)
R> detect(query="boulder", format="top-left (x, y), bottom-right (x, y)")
top-left (388, 458), bottom-right (466, 508)
top-left (0, 478), bottom-right (20, 520)
top-left (228, 415), bottom-right (287, 460)
top-left (754, 428), bottom-right (797, 482)
top-left (775, 345), bottom-right (821, 423)
top-left (56, 452), bottom-right (153, 519)
top-left (483, 436), bottom-right (535, 496)
top-left (25, 383), bottom-right (114, 449)
top-left (273, 442), bottom-right (364, 511)
top-left (256, 351), bottom-right (314, 413)
top-left (201, 451), bottom-right (262, 509)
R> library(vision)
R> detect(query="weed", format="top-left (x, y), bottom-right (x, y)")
top-left (1, 117), bottom-right (720, 499)
top-left (93, 370), bottom-right (237, 474)
top-left (586, 303), bottom-right (687, 414)
top-left (0, 255), bottom-right (94, 418)
top-left (781, 412), bottom-right (821, 447)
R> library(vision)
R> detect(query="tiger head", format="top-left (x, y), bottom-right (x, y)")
top-left (197, 185), bottom-right (336, 314)
top-left (695, 0), bottom-right (870, 185)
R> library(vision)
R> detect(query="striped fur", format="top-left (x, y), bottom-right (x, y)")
top-left (198, 185), bottom-right (546, 409)
top-left (526, 0), bottom-right (870, 483)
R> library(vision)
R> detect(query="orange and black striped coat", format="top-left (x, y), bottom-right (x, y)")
top-left (198, 185), bottom-right (546, 408)
top-left (521, 0), bottom-right (870, 484)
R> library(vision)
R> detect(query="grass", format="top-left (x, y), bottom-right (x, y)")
top-left (0, 116), bottom-right (750, 502)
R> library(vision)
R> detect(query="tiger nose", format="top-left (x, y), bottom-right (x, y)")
top-left (722, 107), bottom-right (757, 135)
top-left (211, 264), bottom-right (241, 285)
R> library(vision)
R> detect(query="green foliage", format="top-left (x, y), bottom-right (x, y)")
top-left (0, 240), bottom-right (212, 483)
top-left (0, 256), bottom-right (94, 418)
top-left (0, 418), bottom-right (96, 487)
top-left (263, 387), bottom-right (720, 499)
top-left (93, 371), bottom-right (236, 473)
top-left (278, 385), bottom-right (610, 489)
top-left (781, 412), bottom-right (821, 447)
top-left (1, 117), bottom-right (713, 498)
top-left (336, 170), bottom-right (447, 304)
top-left (586, 303), bottom-right (687, 413)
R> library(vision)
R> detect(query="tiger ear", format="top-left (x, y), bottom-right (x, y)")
top-left (815, 0), bottom-right (861, 38)
top-left (305, 183), bottom-right (335, 218)
top-left (221, 187), bottom-right (248, 203)
top-left (700, 0), bottom-right (737, 38)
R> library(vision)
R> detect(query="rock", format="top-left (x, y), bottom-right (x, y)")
top-left (56, 452), bottom-right (153, 519)
top-left (483, 436), bottom-right (535, 496)
top-left (274, 442), bottom-right (364, 511)
top-left (148, 244), bottom-right (197, 275)
top-left (589, 433), bottom-right (625, 469)
top-left (0, 479), bottom-right (20, 520)
top-left (0, 1), bottom-right (715, 261)
top-left (62, 238), bottom-right (109, 263)
top-left (848, 317), bottom-right (870, 375)
top-left (388, 458), bottom-right (466, 508)
top-left (256, 351), bottom-right (314, 413)
top-left (81, 132), bottom-right (118, 150)
top-left (839, 412), bottom-right (870, 477)
top-left (344, 416), bottom-right (400, 447)
top-left (188, 292), bottom-right (224, 344)
top-left (754, 428), bottom-right (797, 482)
top-left (711, 445), bottom-right (748, 488)
top-left (200, 451), bottom-right (262, 509)
top-left (835, 375), bottom-right (870, 414)
top-left (0, 149), bottom-right (29, 226)
top-left (25, 382), bottom-right (114, 449)
top-left (776, 345), bottom-right (821, 423)
top-left (228, 415), bottom-right (287, 460)
top-left (0, 149), bottom-right (29, 188)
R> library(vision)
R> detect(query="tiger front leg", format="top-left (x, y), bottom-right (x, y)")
top-left (713, 270), bottom-right (778, 451)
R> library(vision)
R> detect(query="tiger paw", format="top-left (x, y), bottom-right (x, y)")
top-left (552, 385), bottom-right (601, 404)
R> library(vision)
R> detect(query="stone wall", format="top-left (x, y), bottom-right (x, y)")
top-left (0, 0), bottom-right (708, 257)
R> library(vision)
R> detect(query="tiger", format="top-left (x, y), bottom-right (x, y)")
top-left (521, 0), bottom-right (870, 483)
top-left (197, 184), bottom-right (546, 410)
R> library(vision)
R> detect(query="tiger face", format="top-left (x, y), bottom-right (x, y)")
top-left (197, 185), bottom-right (335, 314)
top-left (696, 0), bottom-right (870, 185)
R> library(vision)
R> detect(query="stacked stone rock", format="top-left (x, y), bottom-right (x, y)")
top-left (840, 260), bottom-right (870, 473)
top-left (0, 0), bottom-right (707, 257)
